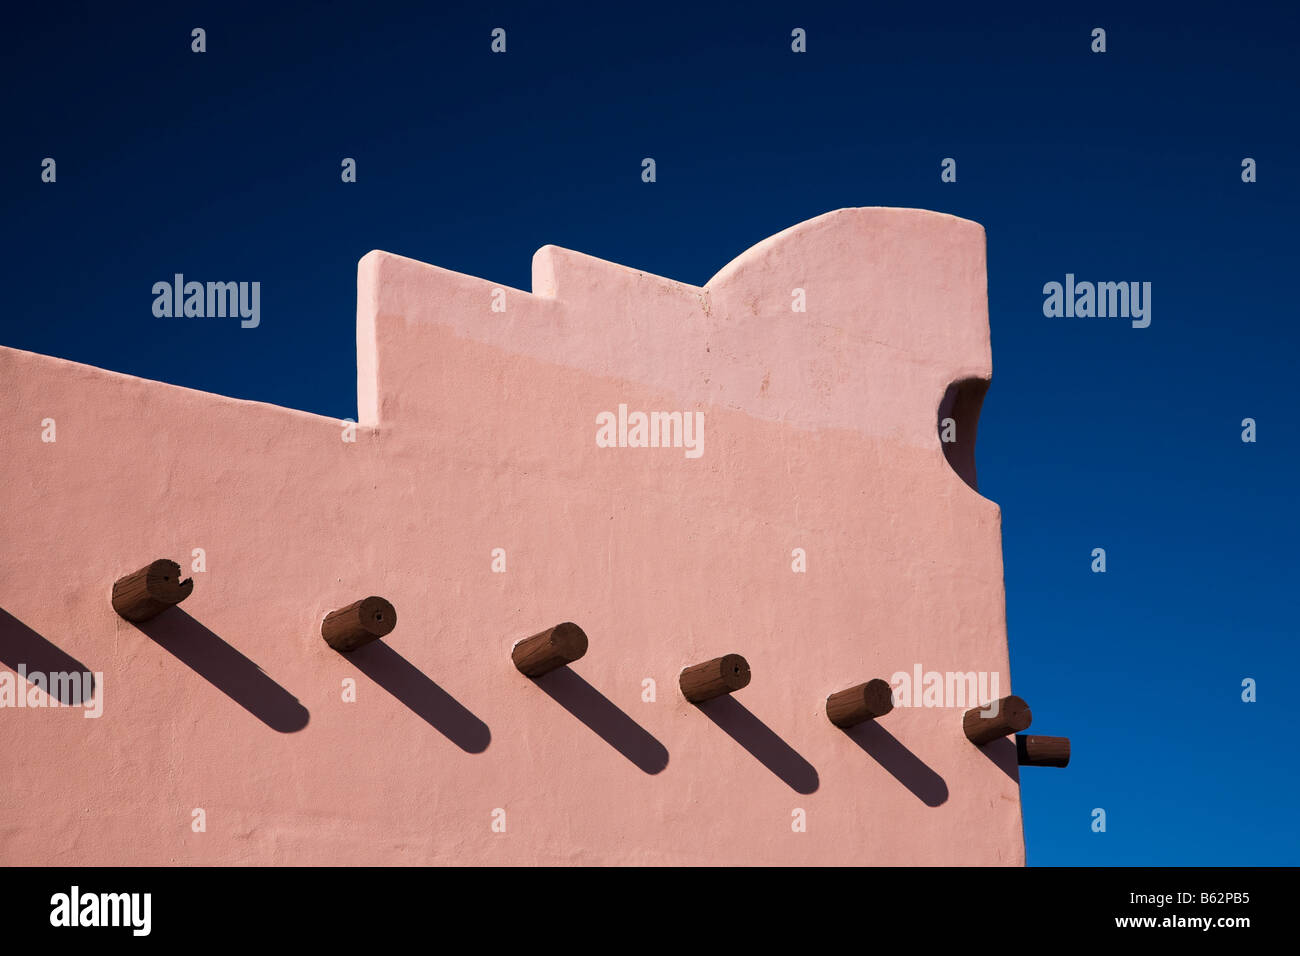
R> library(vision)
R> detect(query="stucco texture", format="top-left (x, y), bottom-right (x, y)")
top-left (0, 207), bottom-right (1022, 865)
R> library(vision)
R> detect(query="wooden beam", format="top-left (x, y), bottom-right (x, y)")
top-left (511, 622), bottom-right (588, 676)
top-left (322, 596), bottom-right (396, 652)
top-left (826, 678), bottom-right (895, 728)
top-left (679, 654), bottom-right (750, 703)
top-left (962, 694), bottom-right (1032, 745)
top-left (112, 559), bottom-right (193, 622)
top-left (1016, 734), bottom-right (1070, 767)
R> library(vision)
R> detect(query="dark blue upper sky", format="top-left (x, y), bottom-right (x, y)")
top-left (3, 1), bottom-right (1296, 864)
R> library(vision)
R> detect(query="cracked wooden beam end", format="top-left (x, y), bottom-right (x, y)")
top-left (322, 596), bottom-right (396, 652)
top-left (679, 654), bottom-right (750, 703)
top-left (511, 622), bottom-right (588, 677)
top-left (826, 678), bottom-right (895, 728)
top-left (112, 559), bottom-right (193, 622)
top-left (1016, 734), bottom-right (1070, 767)
top-left (963, 694), bottom-right (1032, 745)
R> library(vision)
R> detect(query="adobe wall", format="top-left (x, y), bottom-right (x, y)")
top-left (0, 207), bottom-right (1021, 865)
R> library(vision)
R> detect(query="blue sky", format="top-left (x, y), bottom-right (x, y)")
top-left (2, 1), bottom-right (1295, 864)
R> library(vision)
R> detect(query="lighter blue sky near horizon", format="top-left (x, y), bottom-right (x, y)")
top-left (2, 1), bottom-right (1296, 864)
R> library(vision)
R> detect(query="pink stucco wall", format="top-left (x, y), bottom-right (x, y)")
top-left (0, 207), bottom-right (1022, 865)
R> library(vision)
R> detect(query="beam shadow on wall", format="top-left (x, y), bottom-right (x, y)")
top-left (843, 721), bottom-right (948, 806)
top-left (136, 609), bottom-right (309, 733)
top-left (697, 696), bottom-right (819, 794)
top-left (0, 608), bottom-right (96, 705)
top-left (533, 666), bottom-right (669, 774)
top-left (344, 641), bottom-right (491, 754)
top-left (976, 736), bottom-right (1020, 782)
